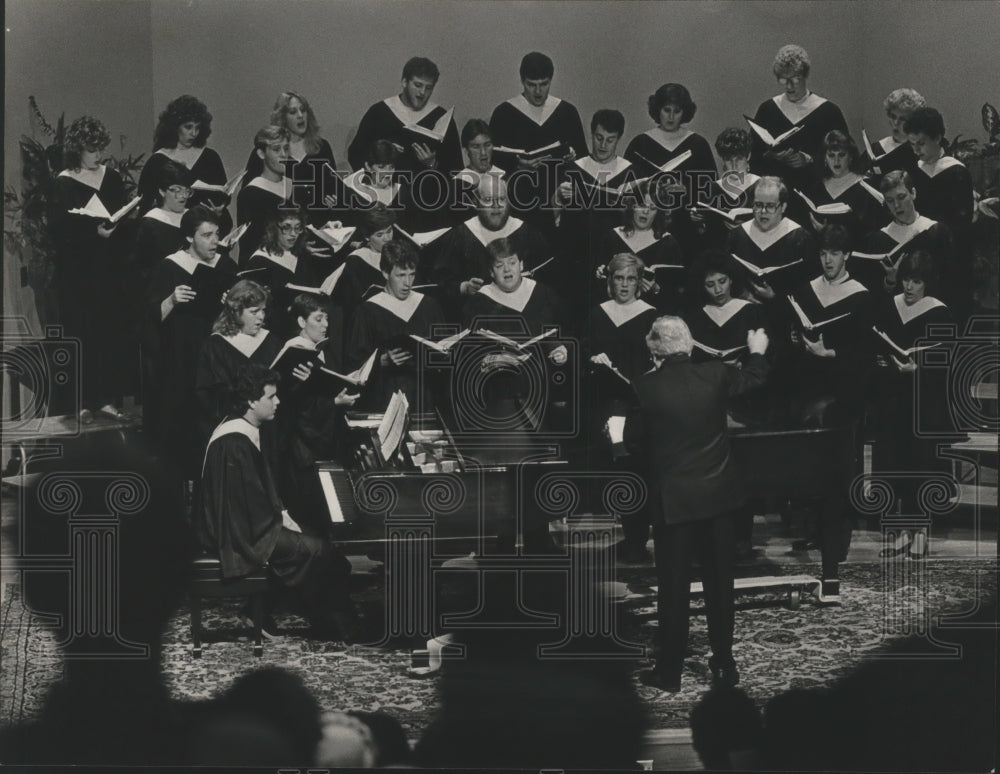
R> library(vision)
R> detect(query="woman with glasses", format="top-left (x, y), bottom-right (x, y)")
top-left (133, 160), bottom-right (192, 283)
top-left (48, 115), bottom-right (135, 423)
top-left (748, 44), bottom-right (848, 191)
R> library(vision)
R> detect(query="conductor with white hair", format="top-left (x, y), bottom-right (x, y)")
top-left (608, 316), bottom-right (770, 693)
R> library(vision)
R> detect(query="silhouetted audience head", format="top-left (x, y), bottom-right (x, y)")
top-left (690, 686), bottom-right (763, 770)
top-left (349, 710), bottom-right (412, 767)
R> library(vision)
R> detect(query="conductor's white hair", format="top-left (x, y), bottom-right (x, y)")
top-left (646, 316), bottom-right (693, 357)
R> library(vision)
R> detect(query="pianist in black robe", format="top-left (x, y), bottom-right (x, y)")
top-left (236, 126), bottom-right (293, 261)
top-left (137, 95), bottom-right (233, 235)
top-left (852, 171), bottom-right (954, 295)
top-left (749, 45), bottom-right (848, 191)
top-left (346, 241), bottom-right (446, 412)
top-left (195, 280), bottom-right (283, 457)
top-left (581, 253), bottom-right (658, 560)
top-left (863, 88), bottom-right (925, 185)
top-left (903, 108), bottom-right (976, 320)
top-left (728, 177), bottom-right (817, 305)
top-left (48, 116), bottom-right (134, 419)
top-left (433, 175), bottom-right (550, 321)
top-left (245, 210), bottom-right (325, 340)
top-left (239, 91), bottom-right (338, 226)
top-left (197, 365), bottom-right (356, 639)
top-left (348, 57), bottom-right (462, 176)
top-left (870, 251), bottom-right (955, 559)
top-left (488, 52), bottom-right (588, 237)
top-left (143, 207), bottom-right (235, 478)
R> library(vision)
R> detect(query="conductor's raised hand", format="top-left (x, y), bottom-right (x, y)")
top-left (460, 277), bottom-right (484, 296)
top-left (746, 328), bottom-right (769, 355)
top-left (172, 285), bottom-right (196, 304)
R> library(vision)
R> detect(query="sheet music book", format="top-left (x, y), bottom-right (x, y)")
top-left (850, 240), bottom-right (909, 268)
top-left (872, 327), bottom-right (940, 360)
top-left (692, 341), bottom-right (748, 360)
top-left (634, 149), bottom-right (693, 174)
top-left (68, 194), bottom-right (140, 223)
top-left (218, 221), bottom-right (250, 248)
top-left (643, 262), bottom-right (685, 278)
top-left (795, 189), bottom-right (853, 216)
top-left (787, 296), bottom-right (851, 332)
top-left (394, 225), bottom-right (451, 247)
top-left (191, 169), bottom-right (244, 197)
top-left (477, 327), bottom-right (557, 351)
top-left (606, 415), bottom-right (626, 444)
top-left (691, 203), bottom-right (754, 223)
top-left (402, 106), bottom-right (454, 144)
top-left (409, 328), bottom-right (471, 353)
top-left (318, 350), bottom-right (376, 387)
top-left (493, 140), bottom-right (571, 161)
top-left (269, 339), bottom-right (326, 375)
top-left (377, 390), bottom-right (409, 462)
top-left (730, 253), bottom-right (803, 279)
top-left (744, 116), bottom-right (803, 148)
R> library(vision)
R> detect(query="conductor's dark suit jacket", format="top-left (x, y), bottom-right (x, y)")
top-left (624, 353), bottom-right (769, 525)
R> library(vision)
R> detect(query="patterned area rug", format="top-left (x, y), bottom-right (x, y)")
top-left (2, 559), bottom-right (996, 735)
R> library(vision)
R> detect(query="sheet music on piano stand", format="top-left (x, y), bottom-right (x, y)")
top-left (377, 390), bottom-right (409, 464)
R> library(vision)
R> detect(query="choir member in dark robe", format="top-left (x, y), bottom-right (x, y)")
top-left (853, 170), bottom-right (954, 295)
top-left (455, 119), bottom-right (505, 196)
top-left (144, 206), bottom-right (235, 479)
top-left (236, 126), bottom-right (293, 262)
top-left (623, 83), bottom-right (717, 209)
top-left (748, 44), bottom-right (848, 191)
top-left (240, 91), bottom-right (338, 226)
top-left (245, 209), bottom-right (328, 339)
top-left (346, 240), bottom-right (446, 412)
top-left (904, 107), bottom-right (976, 321)
top-left (48, 115), bottom-right (135, 422)
top-left (132, 160), bottom-right (190, 290)
top-left (870, 251), bottom-right (955, 560)
top-left (274, 294), bottom-right (358, 537)
top-left (597, 179), bottom-right (686, 314)
top-left (680, 128), bottom-right (759, 258)
top-left (333, 203), bottom-right (398, 325)
top-left (581, 253), bottom-right (658, 562)
top-left (348, 57), bottom-right (462, 176)
top-left (615, 318), bottom-right (772, 692)
top-left (137, 95), bottom-right (233, 235)
top-left (552, 109), bottom-right (636, 326)
top-left (195, 280), bottom-right (284, 456)
top-left (864, 88), bottom-right (925, 184)
top-left (488, 52), bottom-right (588, 237)
top-left (728, 177), bottom-right (817, 303)
top-left (792, 130), bottom-right (888, 240)
top-left (433, 175), bottom-right (550, 320)
top-left (197, 364), bottom-right (358, 640)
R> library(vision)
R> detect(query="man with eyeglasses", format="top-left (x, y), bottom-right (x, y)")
top-left (748, 44), bottom-right (848, 191)
top-left (727, 176), bottom-right (817, 301)
top-left (237, 125), bottom-right (293, 262)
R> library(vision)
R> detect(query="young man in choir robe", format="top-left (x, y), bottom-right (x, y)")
top-left (348, 57), bottom-right (463, 177)
top-left (728, 176), bottom-right (817, 306)
top-left (346, 240), bottom-right (446, 412)
top-left (748, 44), bottom-right (848, 191)
top-left (433, 175), bottom-right (550, 321)
top-left (903, 107), bottom-right (975, 321)
top-left (853, 170), bottom-right (953, 295)
top-left (453, 119), bottom-right (505, 220)
top-left (237, 126), bottom-right (292, 262)
top-left (198, 364), bottom-right (358, 640)
top-left (489, 52), bottom-right (588, 237)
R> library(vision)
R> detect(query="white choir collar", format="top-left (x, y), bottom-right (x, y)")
top-left (877, 135), bottom-right (904, 153)
top-left (246, 175), bottom-right (289, 198)
top-left (703, 298), bottom-right (750, 327)
top-left (343, 169), bottom-right (399, 206)
top-left (809, 274), bottom-right (866, 308)
top-left (144, 207), bottom-right (184, 228)
top-left (918, 155), bottom-right (964, 178)
top-left (207, 418), bottom-right (260, 453)
top-left (350, 246), bottom-right (383, 272)
top-left (823, 173), bottom-right (863, 200)
top-left (165, 248), bottom-right (220, 274)
top-left (367, 290), bottom-right (424, 322)
top-left (455, 166), bottom-right (504, 186)
top-left (220, 329), bottom-right (270, 358)
top-left (613, 226), bottom-right (659, 254)
top-left (478, 277), bottom-right (536, 312)
top-left (253, 248), bottom-right (298, 274)
top-left (883, 215), bottom-right (935, 244)
top-left (384, 94), bottom-right (439, 125)
top-left (643, 127), bottom-right (692, 153)
top-left (507, 94), bottom-right (562, 126)
top-left (58, 164), bottom-right (107, 190)
top-left (772, 92), bottom-right (827, 124)
top-left (717, 171), bottom-right (759, 197)
top-left (894, 293), bottom-right (945, 324)
top-left (742, 217), bottom-right (800, 250)
top-left (464, 213), bottom-right (524, 247)
top-left (575, 155), bottom-right (632, 179)
top-left (599, 298), bottom-right (654, 327)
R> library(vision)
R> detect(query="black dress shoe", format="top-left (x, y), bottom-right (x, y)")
top-left (708, 656), bottom-right (739, 687)
top-left (638, 669), bottom-right (681, 693)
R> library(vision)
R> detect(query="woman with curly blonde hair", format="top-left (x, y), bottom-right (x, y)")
top-left (48, 115), bottom-right (135, 423)
top-left (867, 88), bottom-right (926, 183)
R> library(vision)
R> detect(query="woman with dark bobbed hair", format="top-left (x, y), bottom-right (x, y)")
top-left (624, 82), bottom-right (717, 182)
top-left (871, 249), bottom-right (955, 560)
top-left (48, 115), bottom-right (135, 422)
top-left (137, 95), bottom-right (233, 233)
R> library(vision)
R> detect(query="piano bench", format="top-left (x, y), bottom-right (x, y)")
top-left (189, 555), bottom-right (269, 658)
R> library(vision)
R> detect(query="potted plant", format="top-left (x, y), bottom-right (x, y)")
top-left (950, 102), bottom-right (1000, 194)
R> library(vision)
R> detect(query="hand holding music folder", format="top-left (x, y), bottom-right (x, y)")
top-left (872, 327), bottom-right (940, 361)
top-left (409, 328), bottom-right (471, 354)
top-left (69, 194), bottom-right (140, 224)
top-left (691, 203), bottom-right (754, 224)
top-left (744, 116), bottom-right (803, 148)
top-left (308, 222), bottom-right (357, 251)
top-left (401, 106), bottom-right (454, 146)
top-left (731, 253), bottom-right (804, 282)
top-left (191, 169), bottom-right (244, 198)
top-left (317, 349), bottom-right (377, 389)
top-left (476, 327), bottom-right (557, 352)
top-left (493, 140), bottom-right (572, 162)
top-left (795, 189), bottom-right (853, 217)
top-left (269, 340), bottom-right (326, 378)
top-left (692, 341), bottom-right (748, 361)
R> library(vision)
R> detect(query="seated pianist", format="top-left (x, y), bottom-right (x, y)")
top-left (345, 239), bottom-right (446, 412)
top-left (197, 363), bottom-right (358, 640)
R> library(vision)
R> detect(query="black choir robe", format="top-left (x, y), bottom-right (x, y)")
top-left (865, 135), bottom-right (919, 185)
top-left (792, 173), bottom-right (890, 241)
top-left (236, 176), bottom-right (291, 261)
top-left (241, 137), bottom-right (338, 225)
top-left (623, 128), bottom-right (718, 207)
top-left (677, 172), bottom-right (760, 258)
top-left (598, 226), bottom-right (687, 314)
top-left (333, 247), bottom-right (387, 325)
top-left (684, 298), bottom-right (765, 367)
top-left (452, 166), bottom-right (506, 220)
top-left (138, 146), bottom-right (231, 223)
top-left (327, 170), bottom-right (424, 231)
top-left (583, 298), bottom-right (658, 415)
top-left (132, 208), bottom-right (184, 285)
top-left (195, 329), bottom-right (282, 453)
top-left (433, 214), bottom-right (551, 320)
top-left (245, 248), bottom-right (322, 339)
top-left (48, 165), bottom-right (134, 406)
top-left (910, 156), bottom-right (975, 316)
top-left (348, 96), bottom-right (463, 176)
top-left (144, 249), bottom-right (236, 478)
top-left (346, 290), bottom-right (446, 411)
top-left (727, 217), bottom-right (817, 297)
top-left (749, 92), bottom-right (848, 189)
top-left (853, 215), bottom-right (954, 295)
top-left (870, 293), bottom-right (955, 510)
